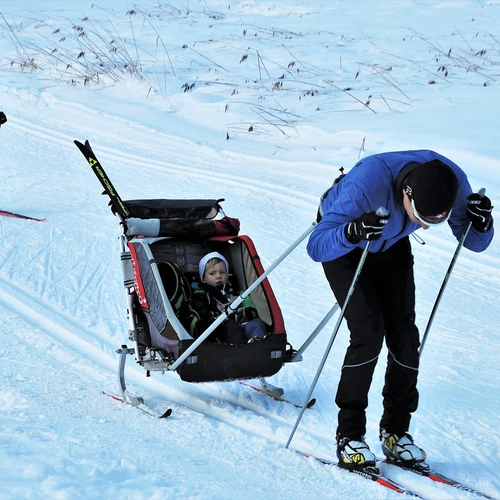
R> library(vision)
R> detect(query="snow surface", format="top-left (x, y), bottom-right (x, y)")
top-left (0, 1), bottom-right (499, 498)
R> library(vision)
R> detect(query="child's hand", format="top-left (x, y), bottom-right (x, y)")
top-left (238, 306), bottom-right (258, 320)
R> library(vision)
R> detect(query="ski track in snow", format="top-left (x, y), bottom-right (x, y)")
top-left (0, 272), bottom-right (343, 453)
top-left (10, 115), bottom-right (320, 214)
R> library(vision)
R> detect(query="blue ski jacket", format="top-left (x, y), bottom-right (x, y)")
top-left (307, 150), bottom-right (494, 262)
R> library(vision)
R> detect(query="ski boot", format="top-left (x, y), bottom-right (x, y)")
top-left (337, 437), bottom-right (377, 469)
top-left (380, 429), bottom-right (426, 464)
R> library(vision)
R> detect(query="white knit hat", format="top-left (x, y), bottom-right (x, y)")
top-left (199, 251), bottom-right (229, 281)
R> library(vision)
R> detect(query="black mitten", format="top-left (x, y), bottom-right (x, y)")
top-left (467, 193), bottom-right (493, 232)
top-left (346, 210), bottom-right (390, 244)
top-left (237, 306), bottom-right (258, 320)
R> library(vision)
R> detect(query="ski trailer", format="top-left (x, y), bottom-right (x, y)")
top-left (74, 140), bottom-right (316, 407)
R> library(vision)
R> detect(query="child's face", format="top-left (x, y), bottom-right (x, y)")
top-left (203, 261), bottom-right (228, 287)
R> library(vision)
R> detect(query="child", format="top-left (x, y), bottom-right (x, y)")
top-left (191, 251), bottom-right (267, 344)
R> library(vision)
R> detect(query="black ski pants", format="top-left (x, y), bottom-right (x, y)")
top-left (322, 237), bottom-right (420, 440)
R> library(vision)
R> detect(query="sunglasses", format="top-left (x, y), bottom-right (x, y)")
top-left (410, 197), bottom-right (452, 226)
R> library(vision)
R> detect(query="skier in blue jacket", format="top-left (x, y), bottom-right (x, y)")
top-left (307, 150), bottom-right (493, 469)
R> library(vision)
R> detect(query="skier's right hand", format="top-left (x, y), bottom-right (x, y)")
top-left (345, 210), bottom-right (390, 243)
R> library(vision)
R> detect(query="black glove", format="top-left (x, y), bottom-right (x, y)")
top-left (237, 306), bottom-right (258, 320)
top-left (0, 112), bottom-right (6, 126)
top-left (467, 193), bottom-right (493, 232)
top-left (345, 210), bottom-right (390, 244)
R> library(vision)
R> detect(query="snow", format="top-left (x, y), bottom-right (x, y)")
top-left (0, 0), bottom-right (499, 498)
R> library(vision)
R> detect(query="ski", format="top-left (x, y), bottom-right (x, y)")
top-left (0, 210), bottom-right (46, 222)
top-left (102, 391), bottom-right (172, 419)
top-left (239, 380), bottom-right (316, 409)
top-left (297, 450), bottom-right (422, 497)
top-left (74, 140), bottom-right (131, 219)
top-left (383, 459), bottom-right (495, 499)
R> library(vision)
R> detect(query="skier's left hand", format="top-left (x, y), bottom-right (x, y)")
top-left (467, 193), bottom-right (493, 232)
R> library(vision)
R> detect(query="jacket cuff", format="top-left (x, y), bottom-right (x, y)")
top-left (345, 222), bottom-right (361, 244)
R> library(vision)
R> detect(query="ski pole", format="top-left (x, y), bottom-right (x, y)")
top-left (291, 302), bottom-right (339, 362)
top-left (419, 188), bottom-right (485, 356)
top-left (285, 207), bottom-right (388, 449)
top-left (286, 241), bottom-right (371, 448)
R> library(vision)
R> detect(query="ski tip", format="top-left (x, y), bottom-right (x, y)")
top-left (102, 390), bottom-right (123, 402)
top-left (74, 139), bottom-right (91, 151)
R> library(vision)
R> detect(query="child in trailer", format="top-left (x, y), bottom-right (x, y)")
top-left (191, 251), bottom-right (268, 344)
